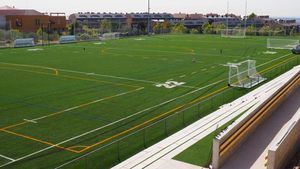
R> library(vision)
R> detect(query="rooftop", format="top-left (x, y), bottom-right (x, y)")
top-left (0, 6), bottom-right (43, 16)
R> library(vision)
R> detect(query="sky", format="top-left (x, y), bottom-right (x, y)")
top-left (1, 0), bottom-right (299, 18)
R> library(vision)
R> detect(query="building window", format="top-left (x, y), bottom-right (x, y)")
top-left (35, 19), bottom-right (40, 25)
top-left (16, 19), bottom-right (22, 27)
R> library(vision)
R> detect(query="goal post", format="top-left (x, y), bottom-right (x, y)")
top-left (101, 32), bottom-right (121, 40)
top-left (13, 38), bottom-right (35, 48)
top-left (267, 38), bottom-right (299, 49)
top-left (227, 60), bottom-right (266, 88)
top-left (221, 29), bottom-right (246, 38)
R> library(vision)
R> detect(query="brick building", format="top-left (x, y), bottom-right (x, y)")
top-left (0, 6), bottom-right (66, 33)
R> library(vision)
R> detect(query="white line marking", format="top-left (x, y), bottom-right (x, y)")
top-left (0, 154), bottom-right (15, 161)
top-left (0, 62), bottom-right (199, 89)
top-left (86, 73), bottom-right (95, 75)
top-left (179, 75), bottom-right (186, 78)
top-left (0, 53), bottom-right (293, 168)
top-left (23, 119), bottom-right (37, 124)
top-left (31, 87), bottom-right (144, 122)
top-left (0, 80), bottom-right (221, 168)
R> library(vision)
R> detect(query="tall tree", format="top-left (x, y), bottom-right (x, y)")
top-left (246, 25), bottom-right (256, 35)
top-left (171, 23), bottom-right (187, 34)
top-left (248, 13), bottom-right (257, 20)
top-left (202, 23), bottom-right (213, 34)
top-left (259, 26), bottom-right (271, 36)
top-left (162, 21), bottom-right (171, 33)
top-left (152, 23), bottom-right (162, 34)
top-left (215, 23), bottom-right (226, 34)
top-left (100, 19), bottom-right (112, 34)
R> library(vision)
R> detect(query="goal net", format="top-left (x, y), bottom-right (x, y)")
top-left (13, 38), bottom-right (35, 48)
top-left (0, 40), bottom-right (8, 48)
top-left (101, 32), bottom-right (121, 40)
top-left (267, 38), bottom-right (299, 49)
top-left (221, 29), bottom-right (246, 38)
top-left (59, 35), bottom-right (76, 44)
top-left (227, 60), bottom-right (266, 88)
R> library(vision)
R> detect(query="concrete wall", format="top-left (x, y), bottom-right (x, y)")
top-left (212, 68), bottom-right (300, 169)
top-left (268, 108), bottom-right (300, 169)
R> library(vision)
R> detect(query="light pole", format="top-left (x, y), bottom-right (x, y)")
top-left (226, 1), bottom-right (229, 35)
top-left (244, 0), bottom-right (248, 30)
top-left (147, 0), bottom-right (150, 35)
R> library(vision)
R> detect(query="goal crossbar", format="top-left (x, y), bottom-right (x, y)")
top-left (226, 60), bottom-right (266, 88)
top-left (221, 29), bottom-right (246, 38)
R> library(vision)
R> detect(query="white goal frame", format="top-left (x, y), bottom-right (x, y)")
top-left (267, 38), bottom-right (299, 50)
top-left (221, 29), bottom-right (246, 38)
top-left (101, 32), bottom-right (121, 40)
top-left (227, 60), bottom-right (266, 88)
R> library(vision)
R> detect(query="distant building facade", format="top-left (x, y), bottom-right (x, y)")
top-left (69, 12), bottom-right (174, 33)
top-left (0, 6), bottom-right (66, 33)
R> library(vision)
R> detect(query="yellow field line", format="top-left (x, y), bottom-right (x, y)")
top-left (0, 122), bottom-right (28, 130)
top-left (78, 104), bottom-right (186, 152)
top-left (0, 129), bottom-right (80, 153)
top-left (0, 55), bottom-right (296, 154)
top-left (0, 88), bottom-right (141, 131)
top-left (259, 56), bottom-right (297, 74)
top-left (76, 55), bottom-right (298, 153)
top-left (0, 62), bottom-right (59, 75)
top-left (67, 145), bottom-right (89, 150)
top-left (0, 66), bottom-right (141, 89)
top-left (77, 85), bottom-right (229, 153)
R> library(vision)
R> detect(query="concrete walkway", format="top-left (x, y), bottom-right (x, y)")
top-left (221, 87), bottom-right (300, 169)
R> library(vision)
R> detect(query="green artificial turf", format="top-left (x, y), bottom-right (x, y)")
top-left (0, 34), bottom-right (298, 169)
top-left (173, 111), bottom-right (246, 167)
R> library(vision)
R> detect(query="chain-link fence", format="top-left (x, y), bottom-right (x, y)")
top-left (51, 55), bottom-right (299, 169)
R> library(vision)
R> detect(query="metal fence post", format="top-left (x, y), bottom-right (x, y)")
top-left (85, 156), bottom-right (88, 169)
top-left (198, 103), bottom-right (201, 118)
top-left (164, 119), bottom-right (168, 136)
top-left (210, 97), bottom-right (213, 111)
top-left (182, 111), bottom-right (185, 126)
top-left (143, 128), bottom-right (146, 148)
top-left (117, 141), bottom-right (120, 162)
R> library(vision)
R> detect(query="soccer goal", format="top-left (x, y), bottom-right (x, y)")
top-left (221, 29), bottom-right (246, 38)
top-left (13, 38), bottom-right (35, 48)
top-left (59, 35), bottom-right (76, 44)
top-left (267, 38), bottom-right (299, 49)
top-left (227, 60), bottom-right (266, 88)
top-left (101, 32), bottom-right (121, 40)
top-left (0, 40), bottom-right (8, 48)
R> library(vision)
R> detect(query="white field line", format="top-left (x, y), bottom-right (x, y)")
top-left (104, 47), bottom-right (244, 59)
top-left (256, 53), bottom-right (292, 69)
top-left (0, 61), bottom-right (199, 89)
top-left (62, 44), bottom-right (243, 59)
top-left (0, 53), bottom-right (293, 167)
top-left (132, 100), bottom-right (261, 169)
top-left (0, 79), bottom-right (222, 168)
top-left (23, 119), bottom-right (37, 124)
top-left (31, 87), bottom-right (144, 122)
top-left (0, 154), bottom-right (15, 162)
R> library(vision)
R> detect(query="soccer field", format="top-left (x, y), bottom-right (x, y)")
top-left (0, 34), bottom-right (298, 168)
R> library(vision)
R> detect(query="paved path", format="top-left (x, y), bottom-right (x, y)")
top-left (221, 87), bottom-right (300, 169)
